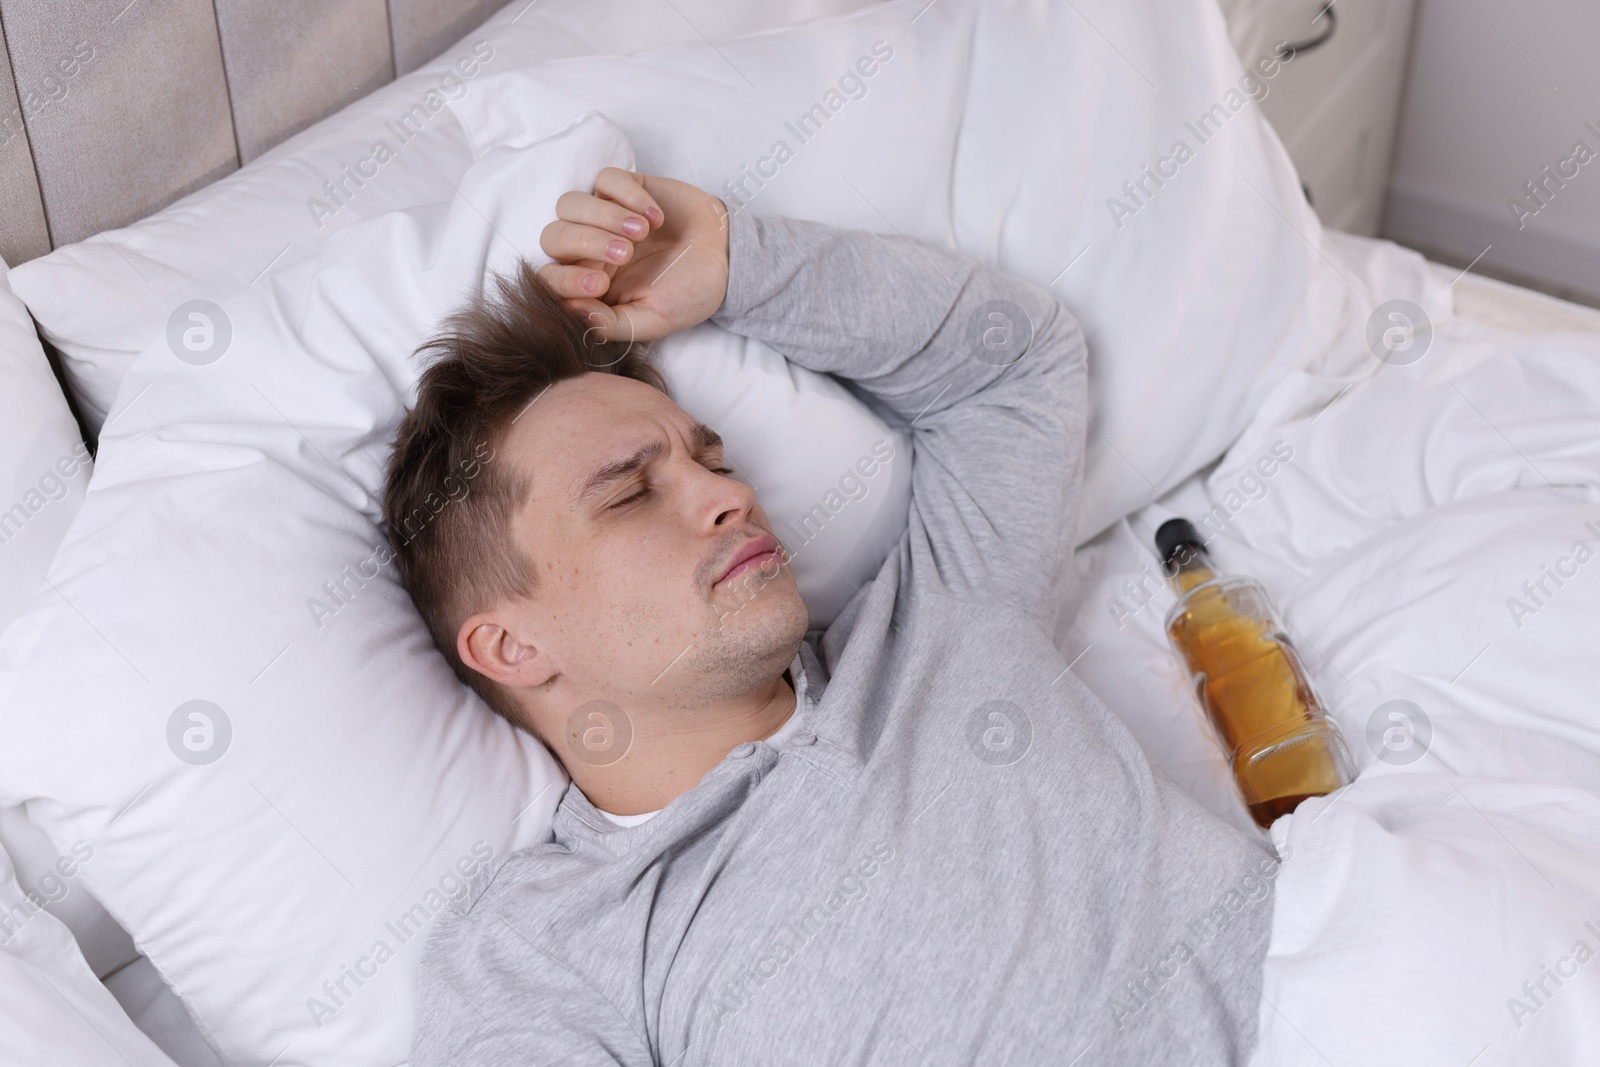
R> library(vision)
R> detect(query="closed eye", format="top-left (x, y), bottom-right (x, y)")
top-left (609, 485), bottom-right (650, 509)
top-left (608, 464), bottom-right (733, 511)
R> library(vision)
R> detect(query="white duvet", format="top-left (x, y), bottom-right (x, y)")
top-left (1063, 236), bottom-right (1600, 1064)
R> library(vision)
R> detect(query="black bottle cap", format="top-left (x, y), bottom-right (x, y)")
top-left (1154, 517), bottom-right (1209, 569)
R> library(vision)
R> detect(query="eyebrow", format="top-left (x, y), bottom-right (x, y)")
top-left (569, 422), bottom-right (723, 510)
top-left (692, 423), bottom-right (722, 452)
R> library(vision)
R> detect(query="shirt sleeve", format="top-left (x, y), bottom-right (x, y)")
top-left (410, 909), bottom-right (652, 1067)
top-left (709, 207), bottom-right (1090, 621)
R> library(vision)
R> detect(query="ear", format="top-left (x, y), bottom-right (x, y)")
top-left (457, 611), bottom-right (557, 690)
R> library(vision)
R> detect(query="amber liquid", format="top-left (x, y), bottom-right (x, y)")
top-left (1166, 568), bottom-right (1351, 828)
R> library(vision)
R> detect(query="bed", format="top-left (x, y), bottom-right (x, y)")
top-left (3, 1), bottom-right (1599, 1064)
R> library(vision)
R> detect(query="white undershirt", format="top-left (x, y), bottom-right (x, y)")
top-left (596, 655), bottom-right (810, 827)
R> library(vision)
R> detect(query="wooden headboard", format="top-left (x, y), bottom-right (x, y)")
top-left (0, 0), bottom-right (504, 266)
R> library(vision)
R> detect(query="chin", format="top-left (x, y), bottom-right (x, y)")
top-left (683, 585), bottom-right (809, 702)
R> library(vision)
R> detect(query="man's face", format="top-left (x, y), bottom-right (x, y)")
top-left (492, 372), bottom-right (808, 729)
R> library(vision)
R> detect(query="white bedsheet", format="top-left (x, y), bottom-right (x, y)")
top-left (1061, 235), bottom-right (1600, 1064)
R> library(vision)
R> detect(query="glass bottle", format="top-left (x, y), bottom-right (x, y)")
top-left (1156, 518), bottom-right (1353, 827)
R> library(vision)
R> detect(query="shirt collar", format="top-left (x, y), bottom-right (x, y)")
top-left (584, 651), bottom-right (812, 830)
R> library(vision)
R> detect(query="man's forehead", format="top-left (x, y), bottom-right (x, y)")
top-left (507, 375), bottom-right (720, 501)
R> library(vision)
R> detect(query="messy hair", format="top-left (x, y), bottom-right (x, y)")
top-left (382, 262), bottom-right (666, 724)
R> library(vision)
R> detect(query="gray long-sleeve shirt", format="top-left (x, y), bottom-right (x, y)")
top-left (411, 208), bottom-right (1276, 1066)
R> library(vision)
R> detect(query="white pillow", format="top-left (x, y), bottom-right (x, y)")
top-left (0, 841), bottom-right (177, 1067)
top-left (452, 0), bottom-right (1356, 542)
top-left (0, 112), bottom-right (907, 1067)
top-left (0, 805), bottom-right (137, 981)
top-left (0, 258), bottom-right (90, 629)
top-left (454, 11), bottom-right (967, 250)
top-left (6, 0), bottom-right (880, 433)
top-left (0, 260), bottom-right (141, 982)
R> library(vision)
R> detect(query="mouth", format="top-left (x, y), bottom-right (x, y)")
top-left (714, 533), bottom-right (783, 587)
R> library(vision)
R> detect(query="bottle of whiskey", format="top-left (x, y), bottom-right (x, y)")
top-left (1156, 518), bottom-right (1353, 827)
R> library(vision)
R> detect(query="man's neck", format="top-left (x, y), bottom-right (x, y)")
top-left (574, 669), bottom-right (798, 817)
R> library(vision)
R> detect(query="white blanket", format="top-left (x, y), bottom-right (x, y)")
top-left (1062, 235), bottom-right (1600, 1065)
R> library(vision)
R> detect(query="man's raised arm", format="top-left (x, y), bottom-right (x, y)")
top-left (710, 208), bottom-right (1088, 616)
top-left (538, 169), bottom-right (1089, 619)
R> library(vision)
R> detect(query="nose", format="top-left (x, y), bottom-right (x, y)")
top-left (697, 463), bottom-right (757, 530)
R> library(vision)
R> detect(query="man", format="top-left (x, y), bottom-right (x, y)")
top-left (391, 168), bottom-right (1277, 1064)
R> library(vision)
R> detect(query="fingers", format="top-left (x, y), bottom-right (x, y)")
top-left (559, 295), bottom-right (657, 348)
top-left (593, 167), bottom-right (664, 227)
top-left (560, 298), bottom-right (640, 347)
top-left (538, 262), bottom-right (611, 300)
top-left (541, 219), bottom-right (636, 267)
top-left (554, 189), bottom-right (651, 240)
top-left (541, 169), bottom-right (668, 268)
top-left (563, 297), bottom-right (620, 342)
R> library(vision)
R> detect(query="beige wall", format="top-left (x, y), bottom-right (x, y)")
top-left (1384, 0), bottom-right (1600, 304)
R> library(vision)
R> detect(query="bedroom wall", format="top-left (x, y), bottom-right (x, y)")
top-left (1383, 0), bottom-right (1600, 306)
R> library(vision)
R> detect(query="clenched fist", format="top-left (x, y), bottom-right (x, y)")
top-left (538, 168), bottom-right (731, 345)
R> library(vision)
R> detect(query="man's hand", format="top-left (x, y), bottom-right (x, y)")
top-left (539, 168), bottom-right (730, 345)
